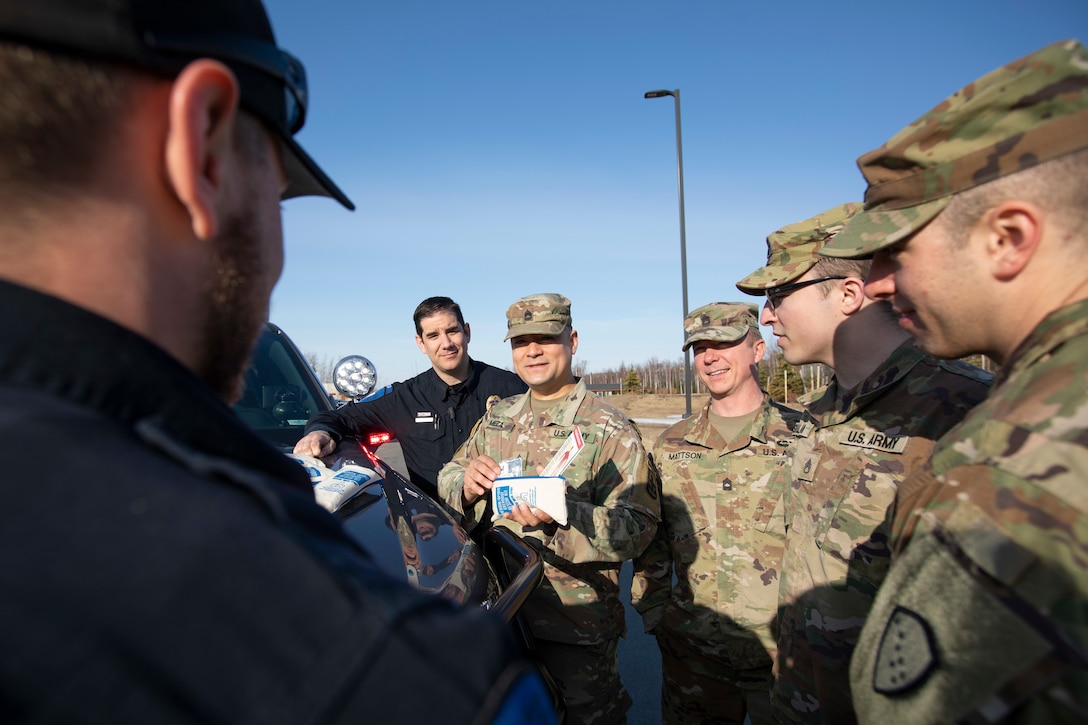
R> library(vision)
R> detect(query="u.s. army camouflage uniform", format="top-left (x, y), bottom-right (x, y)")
top-left (847, 300), bottom-right (1088, 723)
top-left (811, 38), bottom-right (1088, 723)
top-left (774, 341), bottom-right (991, 723)
top-left (632, 394), bottom-right (800, 724)
top-left (439, 378), bottom-right (660, 724)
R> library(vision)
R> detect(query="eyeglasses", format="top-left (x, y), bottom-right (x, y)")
top-left (765, 276), bottom-right (848, 310)
top-left (145, 33), bottom-right (309, 134)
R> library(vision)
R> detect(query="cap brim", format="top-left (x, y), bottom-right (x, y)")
top-left (682, 327), bottom-right (749, 351)
top-left (820, 197), bottom-right (949, 259)
top-left (281, 134), bottom-right (355, 211)
top-left (735, 263), bottom-right (813, 295)
top-left (504, 322), bottom-right (566, 342)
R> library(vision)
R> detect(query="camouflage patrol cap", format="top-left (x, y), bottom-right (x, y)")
top-left (735, 202), bottom-right (862, 294)
top-left (682, 302), bottom-right (759, 352)
top-left (823, 39), bottom-right (1088, 259)
top-left (503, 293), bottom-right (573, 341)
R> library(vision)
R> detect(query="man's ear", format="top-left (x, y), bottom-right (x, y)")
top-left (415, 334), bottom-right (427, 354)
top-left (462, 322), bottom-right (472, 344)
top-left (569, 329), bottom-right (579, 355)
top-left (839, 276), bottom-right (867, 315)
top-left (983, 201), bottom-right (1043, 282)
top-left (163, 60), bottom-right (241, 241)
top-left (752, 336), bottom-right (766, 361)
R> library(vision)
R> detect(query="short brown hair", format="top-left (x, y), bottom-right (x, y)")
top-left (811, 256), bottom-right (899, 326)
top-left (0, 41), bottom-right (274, 222)
top-left (812, 256), bottom-right (870, 281)
top-left (413, 296), bottom-right (466, 336)
top-left (0, 43), bottom-right (135, 203)
top-left (939, 147), bottom-right (1088, 245)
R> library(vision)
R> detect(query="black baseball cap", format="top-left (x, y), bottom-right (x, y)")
top-left (0, 0), bottom-right (354, 210)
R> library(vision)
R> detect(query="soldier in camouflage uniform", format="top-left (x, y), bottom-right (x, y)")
top-left (820, 39), bottom-right (1088, 722)
top-left (736, 205), bottom-right (992, 723)
top-left (439, 293), bottom-right (660, 725)
top-left (631, 302), bottom-right (801, 725)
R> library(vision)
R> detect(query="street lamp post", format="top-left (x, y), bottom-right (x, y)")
top-left (644, 88), bottom-right (692, 418)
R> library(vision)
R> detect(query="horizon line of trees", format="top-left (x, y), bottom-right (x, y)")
top-left (575, 346), bottom-right (994, 404)
top-left (309, 346), bottom-right (994, 405)
top-left (577, 349), bottom-right (829, 405)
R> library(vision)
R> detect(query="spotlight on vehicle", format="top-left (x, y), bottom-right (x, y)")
top-left (333, 355), bottom-right (378, 400)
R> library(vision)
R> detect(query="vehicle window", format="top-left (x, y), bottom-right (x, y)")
top-left (235, 330), bottom-right (324, 449)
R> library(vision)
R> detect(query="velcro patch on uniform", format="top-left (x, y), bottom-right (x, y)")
top-left (486, 419), bottom-right (515, 432)
top-left (415, 412), bottom-right (435, 424)
top-left (794, 420), bottom-right (815, 437)
top-left (839, 429), bottom-right (909, 453)
top-left (872, 606), bottom-right (937, 695)
top-left (796, 452), bottom-right (821, 482)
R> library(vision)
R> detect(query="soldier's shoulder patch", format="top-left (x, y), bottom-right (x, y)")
top-left (872, 606), bottom-right (937, 695)
top-left (645, 462), bottom-right (660, 501)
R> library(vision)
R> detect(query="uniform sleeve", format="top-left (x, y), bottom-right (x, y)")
top-left (304, 386), bottom-right (399, 441)
top-left (851, 457), bottom-right (1088, 724)
top-left (630, 441), bottom-right (671, 632)
top-left (507, 416), bottom-right (660, 566)
top-left (436, 419), bottom-right (491, 533)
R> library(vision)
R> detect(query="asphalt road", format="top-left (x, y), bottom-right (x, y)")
top-left (376, 441), bottom-right (663, 724)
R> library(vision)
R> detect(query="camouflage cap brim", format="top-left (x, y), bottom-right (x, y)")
top-left (735, 241), bottom-right (820, 293)
top-left (820, 197), bottom-right (951, 258)
top-left (737, 202), bottom-right (862, 291)
top-left (682, 325), bottom-right (751, 352)
top-left (503, 321), bottom-right (567, 341)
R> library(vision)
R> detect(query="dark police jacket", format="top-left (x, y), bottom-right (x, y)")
top-left (0, 281), bottom-right (538, 724)
top-left (305, 361), bottom-right (526, 499)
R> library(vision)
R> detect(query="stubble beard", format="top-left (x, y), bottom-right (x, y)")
top-left (194, 210), bottom-right (270, 404)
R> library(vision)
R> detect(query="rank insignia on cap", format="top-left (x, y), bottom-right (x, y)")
top-left (872, 606), bottom-right (937, 695)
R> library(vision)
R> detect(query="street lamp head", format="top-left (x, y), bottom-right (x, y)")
top-left (644, 89), bottom-right (675, 99)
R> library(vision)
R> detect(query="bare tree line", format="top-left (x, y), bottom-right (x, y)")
top-left (577, 344), bottom-right (835, 404)
top-left (308, 345), bottom-right (994, 405)
top-left (576, 343), bottom-right (993, 405)
top-left (307, 354), bottom-right (339, 388)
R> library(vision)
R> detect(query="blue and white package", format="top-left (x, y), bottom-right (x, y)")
top-left (490, 476), bottom-right (568, 526)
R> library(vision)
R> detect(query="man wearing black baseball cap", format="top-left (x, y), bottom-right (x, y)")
top-left (0, 2), bottom-right (553, 723)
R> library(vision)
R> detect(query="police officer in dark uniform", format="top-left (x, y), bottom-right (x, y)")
top-left (0, 2), bottom-right (552, 722)
top-left (296, 296), bottom-right (526, 499)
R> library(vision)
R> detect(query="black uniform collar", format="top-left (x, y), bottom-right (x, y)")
top-left (428, 358), bottom-right (481, 403)
top-left (0, 280), bottom-right (310, 490)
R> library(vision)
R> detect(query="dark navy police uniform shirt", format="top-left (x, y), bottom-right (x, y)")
top-left (0, 280), bottom-right (550, 725)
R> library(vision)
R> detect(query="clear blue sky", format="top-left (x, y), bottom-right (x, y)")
top-left (263, 0), bottom-right (1086, 386)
